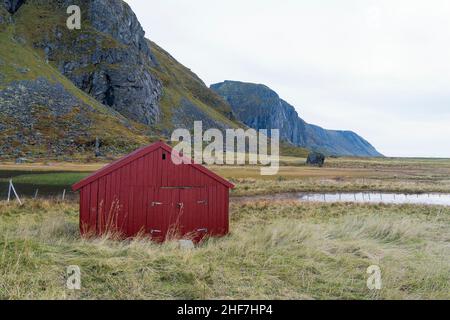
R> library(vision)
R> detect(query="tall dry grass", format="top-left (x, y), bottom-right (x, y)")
top-left (0, 200), bottom-right (448, 299)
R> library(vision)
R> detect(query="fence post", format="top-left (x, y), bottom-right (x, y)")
top-left (62, 189), bottom-right (66, 201)
top-left (7, 179), bottom-right (12, 202)
top-left (9, 180), bottom-right (22, 205)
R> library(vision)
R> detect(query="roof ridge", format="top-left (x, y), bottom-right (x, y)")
top-left (72, 141), bottom-right (234, 191)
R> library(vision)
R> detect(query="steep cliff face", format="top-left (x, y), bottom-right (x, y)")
top-left (210, 81), bottom-right (308, 146)
top-left (211, 81), bottom-right (382, 157)
top-left (1, 0), bottom-right (374, 159)
top-left (0, 0), bottom-right (165, 158)
top-left (304, 124), bottom-right (382, 157)
top-left (21, 0), bottom-right (162, 125)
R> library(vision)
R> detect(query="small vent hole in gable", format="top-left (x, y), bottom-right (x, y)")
top-left (162, 153), bottom-right (166, 160)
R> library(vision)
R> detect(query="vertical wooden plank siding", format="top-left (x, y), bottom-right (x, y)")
top-left (97, 177), bottom-right (106, 234)
top-left (80, 185), bottom-right (90, 234)
top-left (75, 144), bottom-right (232, 240)
top-left (89, 181), bottom-right (98, 234)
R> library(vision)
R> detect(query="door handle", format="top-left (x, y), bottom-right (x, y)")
top-left (197, 228), bottom-right (208, 233)
top-left (151, 202), bottom-right (162, 206)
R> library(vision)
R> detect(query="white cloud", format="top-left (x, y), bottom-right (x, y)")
top-left (126, 0), bottom-right (450, 157)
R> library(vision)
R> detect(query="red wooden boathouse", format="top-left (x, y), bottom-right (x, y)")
top-left (72, 142), bottom-right (234, 241)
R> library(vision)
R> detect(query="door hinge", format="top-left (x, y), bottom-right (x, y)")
top-left (150, 229), bottom-right (162, 234)
top-left (197, 200), bottom-right (208, 205)
top-left (151, 202), bottom-right (162, 207)
top-left (197, 228), bottom-right (208, 233)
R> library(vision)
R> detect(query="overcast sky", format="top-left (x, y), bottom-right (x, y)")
top-left (126, 0), bottom-right (450, 157)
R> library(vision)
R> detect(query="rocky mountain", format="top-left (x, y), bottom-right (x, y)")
top-left (0, 0), bottom-right (379, 159)
top-left (211, 81), bottom-right (382, 157)
top-left (0, 0), bottom-right (241, 159)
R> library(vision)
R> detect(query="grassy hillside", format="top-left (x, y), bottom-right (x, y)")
top-left (0, 25), bottom-right (154, 158)
top-left (0, 0), bottom-right (309, 160)
top-left (148, 41), bottom-right (242, 132)
top-left (0, 1), bottom-right (163, 159)
top-left (11, 0), bottom-right (242, 132)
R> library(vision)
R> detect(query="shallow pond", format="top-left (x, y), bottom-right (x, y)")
top-left (236, 192), bottom-right (450, 206)
top-left (0, 170), bottom-right (89, 200)
top-left (299, 192), bottom-right (450, 206)
top-left (2, 169), bottom-right (450, 206)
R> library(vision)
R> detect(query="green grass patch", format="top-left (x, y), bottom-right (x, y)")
top-left (0, 172), bottom-right (90, 186)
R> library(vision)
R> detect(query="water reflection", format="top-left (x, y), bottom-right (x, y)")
top-left (299, 193), bottom-right (450, 206)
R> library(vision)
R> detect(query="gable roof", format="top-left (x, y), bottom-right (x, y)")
top-left (72, 141), bottom-right (235, 191)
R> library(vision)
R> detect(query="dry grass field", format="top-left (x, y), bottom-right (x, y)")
top-left (0, 200), bottom-right (448, 299)
top-left (0, 156), bottom-right (449, 300)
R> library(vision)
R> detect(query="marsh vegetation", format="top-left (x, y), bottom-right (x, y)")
top-left (0, 157), bottom-right (449, 300)
top-left (1, 157), bottom-right (450, 198)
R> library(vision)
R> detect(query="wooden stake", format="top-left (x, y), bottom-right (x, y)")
top-left (9, 180), bottom-right (22, 205)
top-left (7, 179), bottom-right (11, 203)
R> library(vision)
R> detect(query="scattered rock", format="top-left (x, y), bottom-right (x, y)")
top-left (172, 98), bottom-right (230, 133)
top-left (3, 0), bottom-right (26, 14)
top-left (17, 67), bottom-right (30, 74)
top-left (306, 151), bottom-right (325, 167)
top-left (94, 137), bottom-right (102, 157)
top-left (15, 157), bottom-right (28, 164)
top-left (178, 240), bottom-right (195, 250)
top-left (0, 78), bottom-right (93, 157)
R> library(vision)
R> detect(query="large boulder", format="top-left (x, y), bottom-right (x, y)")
top-left (3, 0), bottom-right (26, 14)
top-left (0, 6), bottom-right (6, 26)
top-left (306, 151), bottom-right (325, 167)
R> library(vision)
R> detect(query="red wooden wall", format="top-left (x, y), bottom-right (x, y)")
top-left (74, 143), bottom-right (232, 241)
